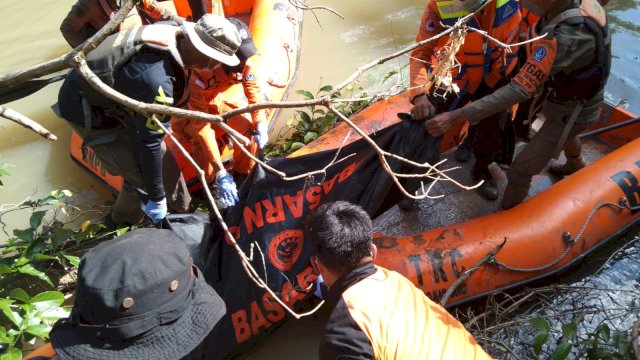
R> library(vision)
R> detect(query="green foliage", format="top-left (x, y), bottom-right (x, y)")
top-left (0, 289), bottom-right (69, 358)
top-left (0, 171), bottom-right (130, 358)
top-left (529, 318), bottom-right (632, 359)
top-left (0, 162), bottom-right (13, 189)
top-left (265, 83), bottom-right (374, 157)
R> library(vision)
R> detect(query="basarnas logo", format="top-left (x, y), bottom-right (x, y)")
top-left (533, 46), bottom-right (547, 62)
top-left (268, 230), bottom-right (304, 271)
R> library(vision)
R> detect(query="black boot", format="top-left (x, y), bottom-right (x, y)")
top-left (474, 172), bottom-right (499, 201)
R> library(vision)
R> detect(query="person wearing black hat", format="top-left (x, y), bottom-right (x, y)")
top-left (171, 17), bottom-right (266, 209)
top-left (25, 228), bottom-right (226, 360)
top-left (57, 14), bottom-right (242, 226)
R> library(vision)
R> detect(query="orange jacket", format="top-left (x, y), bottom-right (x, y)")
top-left (189, 60), bottom-right (266, 126)
top-left (409, 0), bottom-right (521, 100)
top-left (321, 264), bottom-right (494, 360)
top-left (518, 1), bottom-right (540, 37)
top-left (173, 0), bottom-right (226, 19)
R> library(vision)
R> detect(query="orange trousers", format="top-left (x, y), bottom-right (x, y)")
top-left (171, 102), bottom-right (257, 182)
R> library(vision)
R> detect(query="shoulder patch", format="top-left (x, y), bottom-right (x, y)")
top-left (532, 46), bottom-right (547, 62)
top-left (425, 10), bottom-right (438, 34)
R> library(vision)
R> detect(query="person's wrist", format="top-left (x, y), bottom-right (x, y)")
top-left (411, 92), bottom-right (427, 105)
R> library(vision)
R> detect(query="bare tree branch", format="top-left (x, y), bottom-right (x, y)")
top-left (0, 105), bottom-right (57, 141)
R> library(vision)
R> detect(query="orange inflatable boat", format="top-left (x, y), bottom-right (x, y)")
top-left (295, 93), bottom-right (640, 306)
top-left (69, 0), bottom-right (305, 193)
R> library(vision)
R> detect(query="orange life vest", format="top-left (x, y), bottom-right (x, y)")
top-left (431, 0), bottom-right (522, 95)
top-left (173, 0), bottom-right (225, 19)
top-left (518, 0), bottom-right (540, 36)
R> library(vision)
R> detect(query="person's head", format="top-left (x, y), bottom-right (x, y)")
top-left (180, 14), bottom-right (241, 70)
top-left (521, 0), bottom-right (572, 17)
top-left (225, 17), bottom-right (258, 71)
top-left (305, 201), bottom-right (376, 286)
top-left (50, 229), bottom-right (226, 360)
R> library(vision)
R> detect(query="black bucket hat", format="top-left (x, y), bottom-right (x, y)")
top-left (227, 17), bottom-right (258, 62)
top-left (50, 229), bottom-right (225, 360)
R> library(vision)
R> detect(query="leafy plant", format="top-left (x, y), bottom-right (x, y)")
top-left (529, 317), bottom-right (632, 359)
top-left (265, 83), bottom-right (374, 157)
top-left (1, 179), bottom-right (130, 358)
top-left (0, 289), bottom-right (69, 358)
top-left (0, 162), bottom-right (13, 189)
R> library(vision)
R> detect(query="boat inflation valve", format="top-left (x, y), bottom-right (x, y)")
top-left (562, 232), bottom-right (574, 244)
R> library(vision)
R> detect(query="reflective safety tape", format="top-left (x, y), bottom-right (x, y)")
top-left (436, 1), bottom-right (470, 19)
top-left (146, 86), bottom-right (173, 132)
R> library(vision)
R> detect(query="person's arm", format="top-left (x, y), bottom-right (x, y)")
top-left (409, 0), bottom-right (442, 101)
top-left (320, 305), bottom-right (375, 360)
top-left (427, 23), bottom-right (596, 136)
top-left (60, 0), bottom-right (98, 48)
top-left (241, 60), bottom-right (266, 126)
top-left (138, 0), bottom-right (180, 22)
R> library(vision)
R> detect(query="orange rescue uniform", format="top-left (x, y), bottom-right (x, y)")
top-left (172, 58), bottom-right (265, 180)
top-left (410, 0), bottom-right (522, 100)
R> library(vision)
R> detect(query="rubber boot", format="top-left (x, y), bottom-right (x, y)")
top-left (548, 156), bottom-right (586, 177)
top-left (476, 174), bottom-right (500, 201)
top-left (454, 139), bottom-right (474, 162)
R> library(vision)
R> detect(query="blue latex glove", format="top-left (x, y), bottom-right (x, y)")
top-left (314, 274), bottom-right (325, 298)
top-left (253, 121), bottom-right (269, 149)
top-left (216, 170), bottom-right (239, 207)
top-left (144, 198), bottom-right (167, 225)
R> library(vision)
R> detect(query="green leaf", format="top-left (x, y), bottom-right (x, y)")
top-left (31, 253), bottom-right (57, 262)
top-left (0, 326), bottom-right (13, 345)
top-left (303, 132), bottom-right (318, 144)
top-left (8, 288), bottom-right (30, 304)
top-left (17, 264), bottom-right (53, 286)
top-left (31, 291), bottom-right (64, 310)
top-left (597, 324), bottom-right (611, 342)
top-left (612, 330), bottom-right (630, 355)
top-left (12, 228), bottom-right (33, 243)
top-left (0, 299), bottom-right (19, 327)
top-left (382, 70), bottom-right (398, 84)
top-left (39, 306), bottom-right (71, 321)
top-left (530, 317), bottom-right (550, 333)
top-left (0, 348), bottom-right (22, 360)
top-left (50, 227), bottom-right (73, 247)
top-left (25, 324), bottom-right (51, 339)
top-left (115, 226), bottom-right (130, 237)
top-left (533, 333), bottom-right (548, 355)
top-left (29, 211), bottom-right (47, 230)
top-left (561, 322), bottom-right (577, 339)
top-left (0, 264), bottom-right (14, 275)
top-left (64, 254), bottom-right (81, 267)
top-left (296, 110), bottom-right (311, 124)
top-left (551, 342), bottom-right (572, 360)
top-left (296, 89), bottom-right (314, 100)
top-left (290, 142), bottom-right (305, 151)
top-left (318, 85), bottom-right (333, 93)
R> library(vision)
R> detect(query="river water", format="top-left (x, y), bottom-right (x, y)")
top-left (1, 0), bottom-right (639, 358)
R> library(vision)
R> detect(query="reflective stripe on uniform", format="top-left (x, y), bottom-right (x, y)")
top-left (146, 85), bottom-right (173, 131)
top-left (436, 1), bottom-right (470, 19)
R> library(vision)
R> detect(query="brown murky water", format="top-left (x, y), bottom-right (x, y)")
top-left (1, 0), bottom-right (639, 358)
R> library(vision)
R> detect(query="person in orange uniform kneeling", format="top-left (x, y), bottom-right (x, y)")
top-left (172, 18), bottom-right (267, 208)
top-left (305, 201), bottom-right (494, 360)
